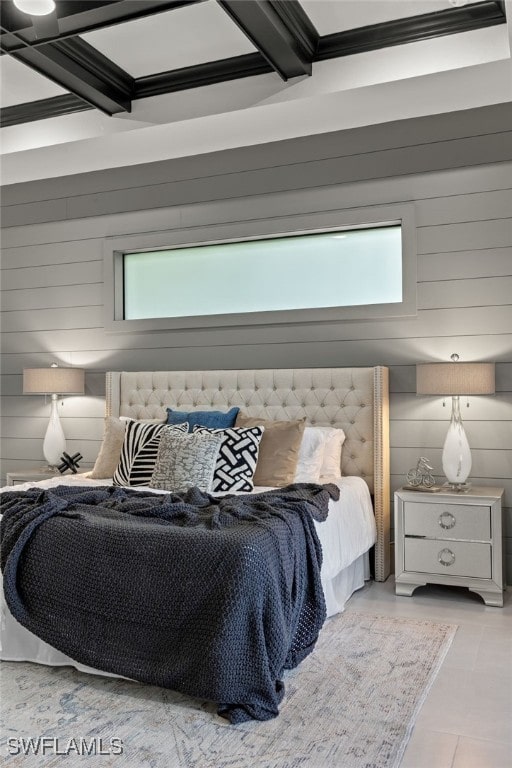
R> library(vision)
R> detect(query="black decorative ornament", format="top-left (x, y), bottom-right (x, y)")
top-left (58, 452), bottom-right (83, 474)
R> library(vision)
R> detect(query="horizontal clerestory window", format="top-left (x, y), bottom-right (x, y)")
top-left (105, 206), bottom-right (416, 331)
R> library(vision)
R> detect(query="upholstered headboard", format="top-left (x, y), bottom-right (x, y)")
top-left (106, 367), bottom-right (390, 580)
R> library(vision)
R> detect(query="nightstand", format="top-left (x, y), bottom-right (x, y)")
top-left (6, 468), bottom-right (65, 486)
top-left (394, 486), bottom-right (505, 607)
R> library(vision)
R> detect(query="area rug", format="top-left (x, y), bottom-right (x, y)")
top-left (1, 612), bottom-right (456, 768)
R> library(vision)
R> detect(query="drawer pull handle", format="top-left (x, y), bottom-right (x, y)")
top-left (438, 548), bottom-right (456, 567)
top-left (438, 511), bottom-right (456, 530)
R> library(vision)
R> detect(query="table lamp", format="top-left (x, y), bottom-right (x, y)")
top-left (23, 365), bottom-right (85, 468)
top-left (416, 354), bottom-right (495, 490)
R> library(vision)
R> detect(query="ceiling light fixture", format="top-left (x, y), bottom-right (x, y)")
top-left (13, 0), bottom-right (56, 16)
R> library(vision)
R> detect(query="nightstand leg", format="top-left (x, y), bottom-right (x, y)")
top-left (469, 588), bottom-right (504, 607)
top-left (395, 581), bottom-right (427, 597)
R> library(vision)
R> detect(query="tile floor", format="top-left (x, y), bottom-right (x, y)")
top-left (345, 579), bottom-right (512, 768)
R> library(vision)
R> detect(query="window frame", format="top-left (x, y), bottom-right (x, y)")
top-left (104, 203), bottom-right (416, 333)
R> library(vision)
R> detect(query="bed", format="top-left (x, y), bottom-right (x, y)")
top-left (1, 367), bottom-right (390, 721)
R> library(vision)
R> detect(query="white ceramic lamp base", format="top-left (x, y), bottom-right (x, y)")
top-left (43, 394), bottom-right (66, 468)
top-left (442, 396), bottom-right (472, 490)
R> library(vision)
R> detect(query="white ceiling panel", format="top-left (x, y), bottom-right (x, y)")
top-left (0, 56), bottom-right (66, 108)
top-left (302, 0), bottom-right (483, 35)
top-left (80, 0), bottom-right (257, 78)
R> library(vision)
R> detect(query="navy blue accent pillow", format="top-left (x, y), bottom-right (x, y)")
top-left (166, 406), bottom-right (239, 432)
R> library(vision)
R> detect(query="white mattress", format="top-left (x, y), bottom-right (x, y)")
top-left (0, 474), bottom-right (376, 671)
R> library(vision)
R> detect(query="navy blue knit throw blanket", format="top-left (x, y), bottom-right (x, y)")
top-left (1, 482), bottom-right (338, 723)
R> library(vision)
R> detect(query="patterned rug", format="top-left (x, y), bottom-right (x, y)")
top-left (1, 612), bottom-right (456, 768)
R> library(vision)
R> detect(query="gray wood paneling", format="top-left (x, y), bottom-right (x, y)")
top-left (2, 103), bottom-right (511, 208)
top-left (1, 303), bottom-right (511, 348)
top-left (391, 420), bottom-right (512, 450)
top-left (0, 438), bottom-right (99, 465)
top-left (3, 163), bottom-right (512, 249)
top-left (418, 248), bottom-right (512, 281)
top-left (1, 283), bottom-right (102, 312)
top-left (418, 277), bottom-right (512, 309)
top-left (416, 189), bottom-right (512, 225)
top-left (4, 132), bottom-right (512, 228)
top-left (0, 394), bottom-right (106, 419)
top-left (2, 198), bottom-right (69, 227)
top-left (178, 165), bottom-right (512, 229)
top-left (1, 416), bottom-right (103, 440)
top-left (391, 447), bottom-right (512, 480)
top-left (391, 393), bottom-right (512, 421)
top-left (417, 218), bottom-right (512, 253)
top-left (1, 103), bottom-right (511, 584)
top-left (2, 334), bottom-right (511, 369)
top-left (1, 261), bottom-right (103, 290)
top-left (1, 239), bottom-right (103, 269)
top-left (1, 306), bottom-right (102, 333)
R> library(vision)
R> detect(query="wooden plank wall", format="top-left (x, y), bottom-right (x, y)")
top-left (1, 103), bottom-right (511, 581)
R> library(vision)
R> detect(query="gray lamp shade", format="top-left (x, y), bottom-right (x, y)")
top-left (416, 362), bottom-right (495, 396)
top-left (23, 367), bottom-right (85, 395)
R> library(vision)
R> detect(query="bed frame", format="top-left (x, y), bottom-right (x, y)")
top-left (106, 367), bottom-right (390, 581)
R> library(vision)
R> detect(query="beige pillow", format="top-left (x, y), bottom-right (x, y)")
top-left (235, 415), bottom-right (306, 487)
top-left (91, 417), bottom-right (126, 479)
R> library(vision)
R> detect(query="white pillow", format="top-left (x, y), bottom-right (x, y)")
top-left (294, 427), bottom-right (328, 483)
top-left (318, 426), bottom-right (346, 479)
top-left (294, 426), bottom-right (346, 484)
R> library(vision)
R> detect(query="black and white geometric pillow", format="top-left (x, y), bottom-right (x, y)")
top-left (113, 421), bottom-right (187, 486)
top-left (193, 426), bottom-right (264, 492)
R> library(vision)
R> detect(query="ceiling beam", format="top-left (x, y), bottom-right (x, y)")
top-left (135, 52), bottom-right (273, 98)
top-left (8, 37), bottom-right (134, 115)
top-left (217, 0), bottom-right (318, 80)
top-left (317, 0), bottom-right (507, 61)
top-left (0, 1), bottom-right (206, 52)
top-left (0, 94), bottom-right (92, 129)
top-left (1, 0), bottom-right (507, 127)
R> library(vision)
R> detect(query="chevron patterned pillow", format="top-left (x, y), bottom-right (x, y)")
top-left (193, 426), bottom-right (264, 492)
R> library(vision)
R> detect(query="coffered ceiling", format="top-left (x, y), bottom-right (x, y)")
top-left (1, 0), bottom-right (510, 184)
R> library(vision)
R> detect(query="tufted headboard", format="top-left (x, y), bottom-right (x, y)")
top-left (106, 367), bottom-right (390, 580)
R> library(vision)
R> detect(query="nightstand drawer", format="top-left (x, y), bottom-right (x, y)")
top-left (404, 501), bottom-right (490, 541)
top-left (6, 469), bottom-right (59, 486)
top-left (404, 539), bottom-right (492, 579)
